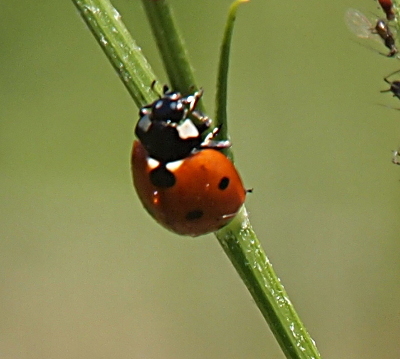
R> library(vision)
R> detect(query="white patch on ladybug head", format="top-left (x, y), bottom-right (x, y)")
top-left (147, 157), bottom-right (160, 170)
top-left (137, 115), bottom-right (152, 133)
top-left (176, 119), bottom-right (199, 139)
top-left (170, 102), bottom-right (184, 112)
top-left (169, 93), bottom-right (181, 101)
top-left (154, 99), bottom-right (164, 110)
top-left (154, 99), bottom-right (184, 112)
top-left (166, 159), bottom-right (184, 172)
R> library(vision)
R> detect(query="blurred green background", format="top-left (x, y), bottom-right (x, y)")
top-left (1, 0), bottom-right (400, 358)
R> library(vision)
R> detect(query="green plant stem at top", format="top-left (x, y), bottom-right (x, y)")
top-left (140, 0), bottom-right (204, 111)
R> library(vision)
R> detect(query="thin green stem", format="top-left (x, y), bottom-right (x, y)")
top-left (140, 0), bottom-right (203, 110)
top-left (215, 0), bottom-right (249, 145)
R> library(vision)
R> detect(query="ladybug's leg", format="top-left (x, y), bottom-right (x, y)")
top-left (191, 111), bottom-right (212, 129)
top-left (201, 139), bottom-right (231, 149)
top-left (180, 88), bottom-right (208, 125)
top-left (185, 89), bottom-right (204, 113)
top-left (201, 126), bottom-right (231, 149)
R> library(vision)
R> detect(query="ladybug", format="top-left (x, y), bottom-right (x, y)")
top-left (378, 0), bottom-right (395, 21)
top-left (131, 87), bottom-right (247, 237)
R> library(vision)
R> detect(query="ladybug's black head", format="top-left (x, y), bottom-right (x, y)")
top-left (136, 87), bottom-right (228, 163)
top-left (151, 93), bottom-right (186, 122)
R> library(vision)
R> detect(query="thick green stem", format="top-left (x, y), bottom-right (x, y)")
top-left (217, 208), bottom-right (321, 359)
top-left (72, 0), bottom-right (160, 108)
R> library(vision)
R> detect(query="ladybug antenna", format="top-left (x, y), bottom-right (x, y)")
top-left (162, 84), bottom-right (170, 95)
top-left (148, 81), bottom-right (172, 98)
top-left (148, 80), bottom-right (162, 98)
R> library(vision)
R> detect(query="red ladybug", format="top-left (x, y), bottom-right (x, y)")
top-left (378, 0), bottom-right (395, 21)
top-left (131, 87), bottom-right (247, 237)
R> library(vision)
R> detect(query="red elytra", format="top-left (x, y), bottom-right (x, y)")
top-left (131, 141), bottom-right (246, 237)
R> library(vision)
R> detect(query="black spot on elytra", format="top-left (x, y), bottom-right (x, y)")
top-left (149, 166), bottom-right (176, 188)
top-left (185, 210), bottom-right (204, 221)
top-left (218, 177), bottom-right (230, 190)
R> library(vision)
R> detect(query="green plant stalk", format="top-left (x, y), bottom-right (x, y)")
top-left (217, 207), bottom-right (321, 359)
top-left (140, 0), bottom-right (203, 110)
top-left (215, 2), bottom-right (320, 358)
top-left (213, 0), bottom-right (249, 160)
top-left (72, 0), bottom-right (161, 108)
top-left (72, 0), bottom-right (322, 358)
top-left (214, 0), bottom-right (249, 144)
